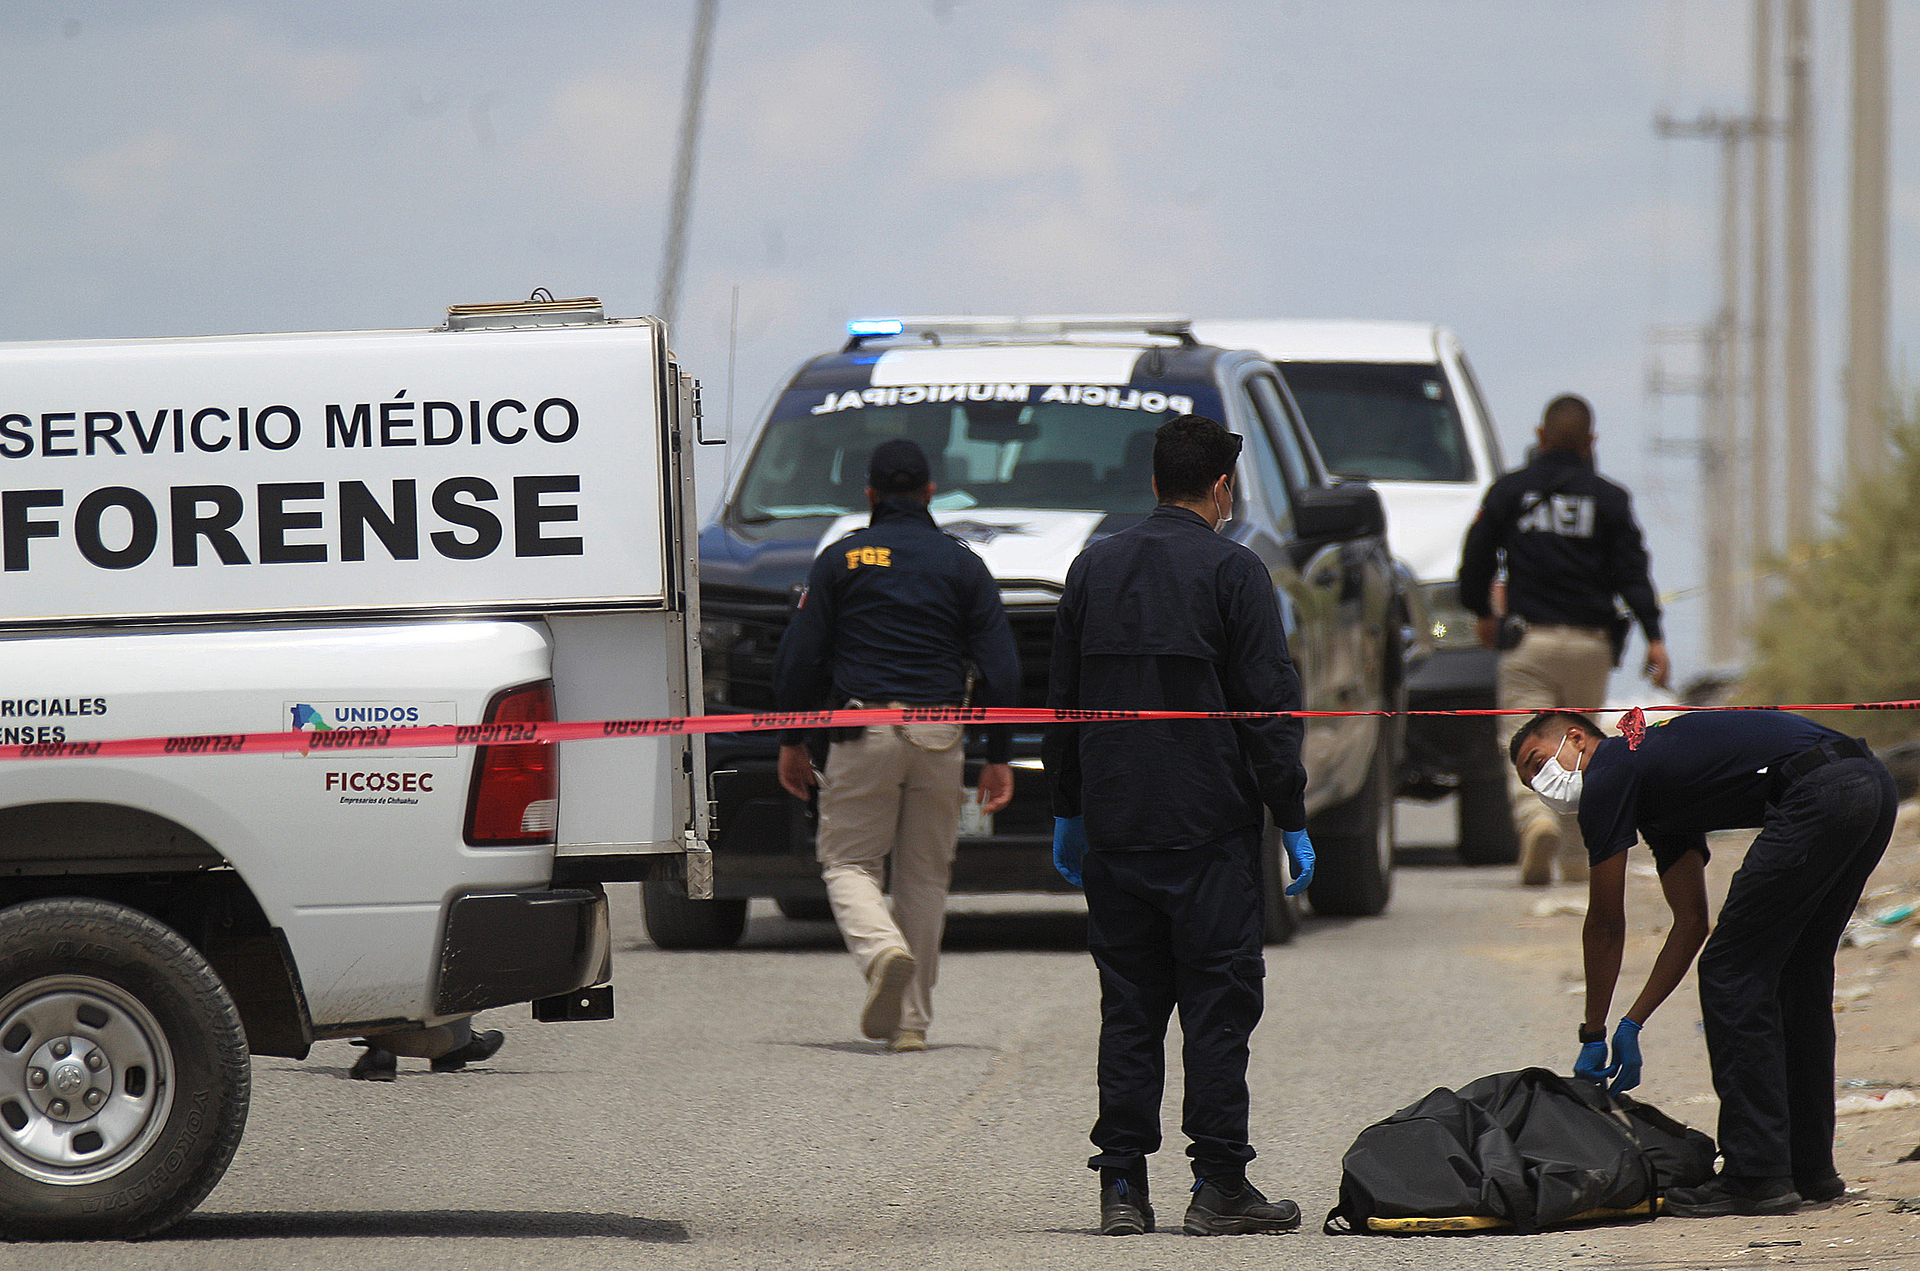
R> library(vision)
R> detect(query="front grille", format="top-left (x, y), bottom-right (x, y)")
top-left (702, 585), bottom-right (1059, 715)
top-left (1004, 609), bottom-right (1057, 707)
top-left (702, 584), bottom-right (793, 712)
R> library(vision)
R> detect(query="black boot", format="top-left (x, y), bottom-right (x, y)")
top-left (1793, 1169), bottom-right (1845, 1204)
top-left (1183, 1177), bottom-right (1301, 1235)
top-left (1099, 1170), bottom-right (1153, 1236)
top-left (349, 1046), bottom-right (396, 1081)
top-left (431, 1028), bottom-right (505, 1072)
top-left (1664, 1173), bottom-right (1801, 1217)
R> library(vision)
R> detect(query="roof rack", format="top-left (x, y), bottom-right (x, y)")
top-left (445, 293), bottom-right (606, 331)
top-left (843, 314), bottom-right (1194, 351)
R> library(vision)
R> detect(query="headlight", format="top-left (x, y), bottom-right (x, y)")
top-left (700, 618), bottom-right (744, 649)
top-left (1418, 581), bottom-right (1482, 651)
top-left (700, 619), bottom-right (744, 706)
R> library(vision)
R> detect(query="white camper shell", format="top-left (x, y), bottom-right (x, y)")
top-left (0, 298), bottom-right (710, 1238)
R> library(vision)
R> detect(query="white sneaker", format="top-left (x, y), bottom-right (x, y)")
top-left (860, 947), bottom-right (917, 1039)
top-left (1519, 821), bottom-right (1558, 887)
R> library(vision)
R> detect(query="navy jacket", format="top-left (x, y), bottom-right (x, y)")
top-left (1458, 450), bottom-right (1663, 641)
top-left (1043, 504), bottom-right (1308, 849)
top-left (772, 498), bottom-right (1019, 760)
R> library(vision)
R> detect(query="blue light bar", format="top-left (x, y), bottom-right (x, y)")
top-left (846, 318), bottom-right (905, 337)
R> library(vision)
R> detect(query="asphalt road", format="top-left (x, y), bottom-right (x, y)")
top-left (0, 814), bottom-right (1673, 1271)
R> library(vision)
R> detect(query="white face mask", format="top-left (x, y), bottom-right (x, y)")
top-left (1212, 482), bottom-right (1232, 532)
top-left (1530, 732), bottom-right (1584, 815)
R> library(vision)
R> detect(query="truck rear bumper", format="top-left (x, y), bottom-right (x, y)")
top-left (435, 885), bottom-right (610, 1016)
top-left (1402, 648), bottom-right (1502, 797)
top-left (1407, 646), bottom-right (1498, 697)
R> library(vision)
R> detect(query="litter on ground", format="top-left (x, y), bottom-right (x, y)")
top-left (1834, 1088), bottom-right (1919, 1116)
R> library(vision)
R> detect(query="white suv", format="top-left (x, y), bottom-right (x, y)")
top-left (1193, 320), bottom-right (1515, 863)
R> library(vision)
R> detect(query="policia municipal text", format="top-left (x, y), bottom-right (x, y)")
top-left (1512, 708), bottom-right (1897, 1217)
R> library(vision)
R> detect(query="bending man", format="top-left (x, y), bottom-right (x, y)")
top-left (1510, 708), bottom-right (1895, 1217)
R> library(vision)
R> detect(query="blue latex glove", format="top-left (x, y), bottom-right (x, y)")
top-left (1053, 816), bottom-right (1086, 888)
top-left (1574, 1038), bottom-right (1609, 1085)
top-left (1281, 828), bottom-right (1315, 896)
top-left (1605, 1018), bottom-right (1643, 1094)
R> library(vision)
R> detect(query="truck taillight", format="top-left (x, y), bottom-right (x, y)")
top-left (464, 681), bottom-right (558, 846)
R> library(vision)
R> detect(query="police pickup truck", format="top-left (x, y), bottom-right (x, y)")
top-left (0, 297), bottom-right (711, 1238)
top-left (1195, 321), bottom-right (1516, 864)
top-left (668, 315), bottom-right (1419, 950)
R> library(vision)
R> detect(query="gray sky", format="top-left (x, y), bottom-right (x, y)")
top-left (2, 0), bottom-right (1914, 680)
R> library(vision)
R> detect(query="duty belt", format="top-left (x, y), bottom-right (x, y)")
top-left (831, 699), bottom-right (961, 743)
top-left (1768, 736), bottom-right (1874, 801)
top-left (1525, 623), bottom-right (1611, 639)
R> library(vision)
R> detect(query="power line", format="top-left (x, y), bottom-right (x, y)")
top-left (656, 0), bottom-right (719, 327)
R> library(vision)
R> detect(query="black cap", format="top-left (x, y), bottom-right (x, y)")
top-left (867, 438), bottom-right (931, 493)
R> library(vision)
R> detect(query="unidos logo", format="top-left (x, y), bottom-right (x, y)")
top-left (291, 704), bottom-right (332, 732)
top-left (283, 700), bottom-right (458, 758)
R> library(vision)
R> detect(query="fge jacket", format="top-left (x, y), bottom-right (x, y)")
top-left (1043, 504), bottom-right (1308, 850)
top-left (1457, 449), bottom-right (1663, 642)
top-left (771, 496), bottom-right (1020, 760)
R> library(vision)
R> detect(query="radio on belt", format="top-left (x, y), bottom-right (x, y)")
top-left (0, 294), bottom-right (714, 1240)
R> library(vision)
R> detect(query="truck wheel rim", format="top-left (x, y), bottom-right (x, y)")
top-left (0, 976), bottom-right (176, 1185)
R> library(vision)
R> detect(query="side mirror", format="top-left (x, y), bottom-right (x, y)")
top-left (1293, 481), bottom-right (1385, 541)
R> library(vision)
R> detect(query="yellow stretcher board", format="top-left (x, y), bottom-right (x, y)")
top-left (1365, 1198), bottom-right (1660, 1233)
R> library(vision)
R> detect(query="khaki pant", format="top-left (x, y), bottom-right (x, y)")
top-left (1497, 625), bottom-right (1613, 878)
top-left (816, 722), bottom-right (966, 1034)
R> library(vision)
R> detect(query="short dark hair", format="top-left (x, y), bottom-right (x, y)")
top-left (1539, 394), bottom-right (1594, 454)
top-left (1508, 710), bottom-right (1604, 766)
top-left (1153, 414), bottom-right (1242, 503)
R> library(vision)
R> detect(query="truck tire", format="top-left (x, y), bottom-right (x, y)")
top-left (775, 897), bottom-right (833, 922)
top-left (1256, 824), bottom-right (1301, 945)
top-left (1305, 730), bottom-right (1397, 918)
top-left (640, 882), bottom-right (748, 950)
top-left (1456, 775), bottom-right (1521, 865)
top-left (0, 898), bottom-right (250, 1241)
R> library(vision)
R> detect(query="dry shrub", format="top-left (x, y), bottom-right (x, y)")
top-left (1744, 401), bottom-right (1920, 748)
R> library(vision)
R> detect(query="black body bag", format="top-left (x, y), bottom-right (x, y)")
top-left (1324, 1067), bottom-right (1715, 1235)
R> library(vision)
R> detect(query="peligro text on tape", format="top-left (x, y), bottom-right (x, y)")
top-left (1, 700), bottom-right (1918, 764)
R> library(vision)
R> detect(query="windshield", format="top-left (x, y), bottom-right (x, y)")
top-left (734, 380), bottom-right (1224, 521)
top-left (1279, 362), bottom-right (1473, 483)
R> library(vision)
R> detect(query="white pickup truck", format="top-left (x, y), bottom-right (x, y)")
top-left (0, 297), bottom-right (711, 1238)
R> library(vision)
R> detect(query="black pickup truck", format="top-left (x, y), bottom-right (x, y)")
top-left (652, 316), bottom-right (1424, 949)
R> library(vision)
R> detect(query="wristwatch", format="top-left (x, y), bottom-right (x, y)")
top-left (1578, 1024), bottom-right (1606, 1044)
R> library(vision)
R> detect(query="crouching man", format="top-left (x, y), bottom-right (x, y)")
top-left (1510, 708), bottom-right (1896, 1216)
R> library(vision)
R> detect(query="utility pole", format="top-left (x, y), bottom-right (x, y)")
top-left (1845, 0), bottom-right (1889, 483)
top-left (1749, 0), bottom-right (1775, 619)
top-left (1782, 0), bottom-right (1816, 548)
top-left (656, 0), bottom-right (719, 328)
top-left (1656, 109), bottom-right (1757, 666)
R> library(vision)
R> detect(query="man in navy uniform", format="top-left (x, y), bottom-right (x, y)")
top-left (1510, 707), bottom-right (1897, 1216)
top-left (1045, 414), bottom-right (1314, 1237)
top-left (772, 439), bottom-right (1019, 1053)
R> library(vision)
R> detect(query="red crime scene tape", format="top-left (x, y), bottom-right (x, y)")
top-left (3, 701), bottom-right (1919, 763)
